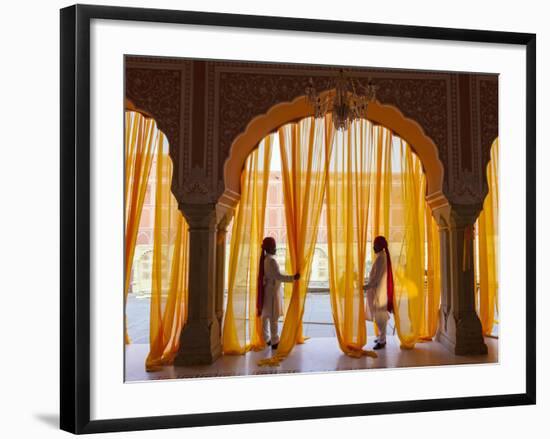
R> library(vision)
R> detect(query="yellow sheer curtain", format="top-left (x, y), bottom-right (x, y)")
top-left (392, 139), bottom-right (426, 349)
top-left (125, 111), bottom-right (158, 344)
top-left (259, 117), bottom-right (331, 366)
top-left (371, 126), bottom-right (393, 244)
top-left (476, 138), bottom-right (499, 335)
top-left (422, 203), bottom-right (441, 340)
top-left (325, 119), bottom-right (377, 358)
top-left (222, 137), bottom-right (273, 354)
top-left (369, 126), bottom-right (392, 337)
top-left (146, 141), bottom-right (190, 371)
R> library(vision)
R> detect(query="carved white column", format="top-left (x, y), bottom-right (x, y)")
top-left (214, 204), bottom-right (234, 341)
top-left (214, 225), bottom-right (227, 339)
top-left (174, 203), bottom-right (221, 365)
top-left (433, 204), bottom-right (488, 355)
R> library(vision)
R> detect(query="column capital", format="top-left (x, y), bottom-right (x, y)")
top-left (432, 202), bottom-right (482, 230)
top-left (215, 202), bottom-right (235, 232)
top-left (178, 202), bottom-right (217, 230)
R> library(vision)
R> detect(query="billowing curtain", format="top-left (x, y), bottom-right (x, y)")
top-left (325, 119), bottom-right (377, 358)
top-left (222, 137), bottom-right (273, 354)
top-left (259, 117), bottom-right (331, 366)
top-left (421, 202), bottom-right (441, 340)
top-left (392, 139), bottom-right (426, 349)
top-left (369, 126), bottom-right (393, 337)
top-left (371, 126), bottom-right (393, 247)
top-left (476, 138), bottom-right (499, 335)
top-left (124, 111), bottom-right (158, 344)
top-left (145, 140), bottom-right (190, 371)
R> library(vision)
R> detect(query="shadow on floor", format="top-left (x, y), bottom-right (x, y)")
top-left (34, 413), bottom-right (59, 430)
top-left (125, 336), bottom-right (498, 382)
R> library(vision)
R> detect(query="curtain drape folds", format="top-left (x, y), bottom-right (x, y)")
top-left (369, 126), bottom-right (393, 337)
top-left (476, 138), bottom-right (499, 335)
top-left (145, 141), bottom-right (190, 371)
top-left (222, 137), bottom-right (273, 354)
top-left (259, 117), bottom-right (332, 366)
top-left (392, 139), bottom-right (427, 349)
top-left (371, 126), bottom-right (393, 253)
top-left (422, 203), bottom-right (441, 340)
top-left (124, 111), bottom-right (159, 344)
top-left (325, 120), bottom-right (377, 358)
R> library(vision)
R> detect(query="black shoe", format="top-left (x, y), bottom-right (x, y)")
top-left (266, 340), bottom-right (271, 347)
top-left (373, 342), bottom-right (386, 350)
top-left (271, 343), bottom-right (279, 350)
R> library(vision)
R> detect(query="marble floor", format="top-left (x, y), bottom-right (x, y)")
top-left (125, 336), bottom-right (498, 382)
top-left (127, 294), bottom-right (499, 344)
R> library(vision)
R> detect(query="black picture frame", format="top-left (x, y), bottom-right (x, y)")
top-left (60, 4), bottom-right (536, 434)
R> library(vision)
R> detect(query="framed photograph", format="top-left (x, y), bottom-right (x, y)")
top-left (60, 4), bottom-right (536, 434)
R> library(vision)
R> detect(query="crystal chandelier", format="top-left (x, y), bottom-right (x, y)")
top-left (305, 70), bottom-right (377, 131)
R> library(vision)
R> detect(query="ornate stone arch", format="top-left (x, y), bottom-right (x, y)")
top-left (222, 94), bottom-right (448, 211)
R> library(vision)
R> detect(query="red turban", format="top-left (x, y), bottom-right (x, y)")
top-left (257, 237), bottom-right (277, 316)
top-left (261, 237), bottom-right (276, 252)
top-left (373, 236), bottom-right (394, 314)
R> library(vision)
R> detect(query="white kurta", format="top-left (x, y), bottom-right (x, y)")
top-left (365, 252), bottom-right (388, 316)
top-left (364, 251), bottom-right (389, 344)
top-left (261, 254), bottom-right (294, 319)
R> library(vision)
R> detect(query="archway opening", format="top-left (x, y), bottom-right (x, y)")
top-left (124, 110), bottom-right (190, 373)
top-left (223, 96), bottom-right (446, 211)
top-left (221, 114), bottom-right (442, 355)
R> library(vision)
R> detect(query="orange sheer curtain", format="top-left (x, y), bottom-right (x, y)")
top-left (222, 137), bottom-right (273, 354)
top-left (368, 126), bottom-right (393, 337)
top-left (259, 117), bottom-right (331, 366)
top-left (392, 138), bottom-right (427, 349)
top-left (422, 202), bottom-right (441, 340)
top-left (124, 111), bottom-right (158, 344)
top-left (371, 126), bottom-right (393, 247)
top-left (325, 119), bottom-right (377, 358)
top-left (476, 138), bottom-right (499, 335)
top-left (145, 140), bottom-right (190, 371)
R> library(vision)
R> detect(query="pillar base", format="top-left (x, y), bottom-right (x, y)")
top-left (174, 319), bottom-right (222, 366)
top-left (436, 310), bottom-right (488, 356)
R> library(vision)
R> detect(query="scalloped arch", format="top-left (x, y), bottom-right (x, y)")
top-left (222, 95), bottom-right (448, 211)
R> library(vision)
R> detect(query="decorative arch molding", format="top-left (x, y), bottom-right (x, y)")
top-left (222, 95), bottom-right (448, 211)
top-left (125, 64), bottom-right (190, 204)
top-left (479, 136), bottom-right (499, 207)
top-left (123, 58), bottom-right (497, 210)
top-left (125, 98), bottom-right (154, 119)
top-left (125, 68), bottom-right (182, 153)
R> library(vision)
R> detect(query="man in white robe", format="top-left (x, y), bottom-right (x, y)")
top-left (363, 236), bottom-right (394, 350)
top-left (257, 237), bottom-right (299, 349)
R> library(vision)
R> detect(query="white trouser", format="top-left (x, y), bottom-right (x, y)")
top-left (374, 309), bottom-right (389, 344)
top-left (262, 316), bottom-right (279, 345)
